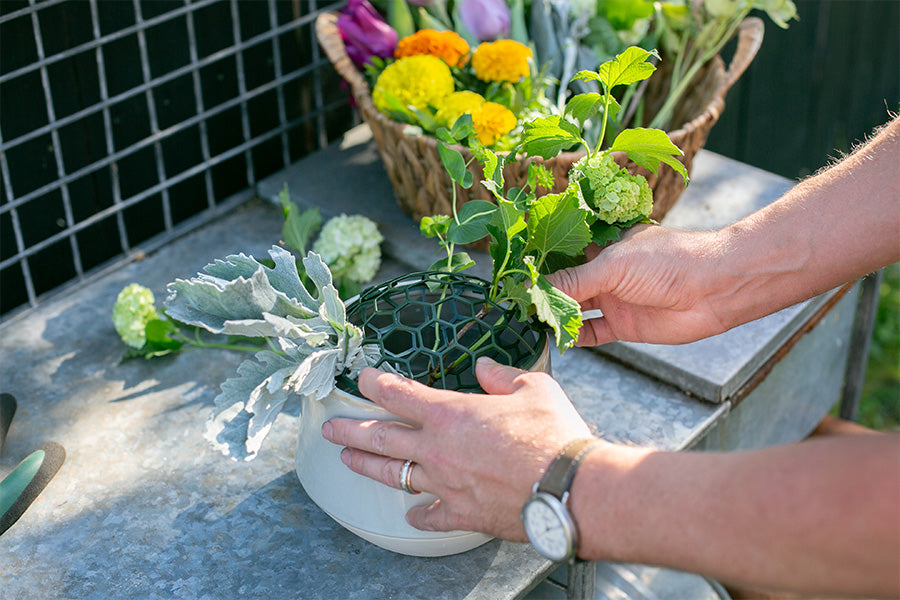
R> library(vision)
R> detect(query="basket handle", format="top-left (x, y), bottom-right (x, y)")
top-left (315, 12), bottom-right (371, 99)
top-left (724, 17), bottom-right (764, 92)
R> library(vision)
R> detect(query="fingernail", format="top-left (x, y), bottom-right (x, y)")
top-left (321, 420), bottom-right (333, 440)
top-left (476, 356), bottom-right (498, 367)
top-left (340, 448), bottom-right (350, 465)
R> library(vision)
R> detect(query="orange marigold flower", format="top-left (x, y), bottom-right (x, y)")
top-left (471, 39), bottom-right (532, 83)
top-left (395, 29), bottom-right (470, 67)
top-left (472, 102), bottom-right (517, 146)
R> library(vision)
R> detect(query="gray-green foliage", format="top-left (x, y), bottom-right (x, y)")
top-left (165, 245), bottom-right (379, 460)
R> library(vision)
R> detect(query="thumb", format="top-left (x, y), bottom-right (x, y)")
top-left (544, 259), bottom-right (605, 304)
top-left (475, 356), bottom-right (527, 395)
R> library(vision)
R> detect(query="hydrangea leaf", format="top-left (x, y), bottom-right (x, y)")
top-left (565, 92), bottom-right (604, 127)
top-left (597, 46), bottom-right (658, 92)
top-left (528, 275), bottom-right (582, 352)
top-left (524, 190), bottom-right (592, 259)
top-left (610, 128), bottom-right (689, 183)
top-left (521, 115), bottom-right (582, 159)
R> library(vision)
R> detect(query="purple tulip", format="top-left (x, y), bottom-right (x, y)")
top-left (337, 0), bottom-right (398, 67)
top-left (459, 0), bottom-right (510, 41)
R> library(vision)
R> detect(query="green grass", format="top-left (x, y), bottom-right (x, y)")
top-left (858, 262), bottom-right (900, 431)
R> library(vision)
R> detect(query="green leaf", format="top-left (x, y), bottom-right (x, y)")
top-left (528, 274), bottom-right (582, 353)
top-left (527, 162), bottom-right (556, 192)
top-left (427, 252), bottom-right (475, 273)
top-left (498, 276), bottom-right (532, 321)
top-left (491, 197), bottom-right (527, 239)
top-left (571, 70), bottom-right (601, 84)
top-left (597, 46), bottom-right (658, 93)
top-left (447, 200), bottom-right (496, 244)
top-left (437, 141), bottom-right (474, 188)
top-left (420, 214), bottom-right (451, 238)
top-left (610, 128), bottom-right (689, 183)
top-left (144, 318), bottom-right (181, 347)
top-left (521, 115), bottom-right (583, 159)
top-left (524, 191), bottom-right (592, 260)
top-left (472, 140), bottom-right (503, 196)
top-left (450, 113), bottom-right (474, 141)
top-left (591, 220), bottom-right (625, 246)
top-left (565, 92), bottom-right (604, 126)
top-left (487, 223), bottom-right (525, 286)
top-left (409, 105), bottom-right (439, 132)
top-left (280, 193), bottom-right (322, 256)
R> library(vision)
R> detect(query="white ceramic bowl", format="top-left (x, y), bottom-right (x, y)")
top-left (294, 335), bottom-right (551, 557)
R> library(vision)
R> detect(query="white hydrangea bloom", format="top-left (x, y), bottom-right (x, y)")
top-left (569, 153), bottom-right (653, 224)
top-left (312, 214), bottom-right (383, 284)
top-left (112, 283), bottom-right (160, 348)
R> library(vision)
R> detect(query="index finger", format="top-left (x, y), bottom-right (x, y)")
top-left (357, 367), bottom-right (458, 422)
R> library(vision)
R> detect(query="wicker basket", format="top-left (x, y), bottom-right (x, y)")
top-left (316, 13), bottom-right (763, 225)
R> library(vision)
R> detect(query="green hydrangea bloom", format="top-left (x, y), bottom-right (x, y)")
top-left (112, 283), bottom-right (160, 348)
top-left (312, 215), bottom-right (383, 284)
top-left (569, 153), bottom-right (654, 224)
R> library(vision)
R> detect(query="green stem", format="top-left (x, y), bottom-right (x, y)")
top-left (173, 330), bottom-right (271, 354)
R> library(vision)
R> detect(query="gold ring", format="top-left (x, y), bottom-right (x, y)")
top-left (399, 459), bottom-right (420, 494)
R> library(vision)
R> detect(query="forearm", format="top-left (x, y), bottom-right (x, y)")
top-left (570, 434), bottom-right (900, 597)
top-left (711, 116), bottom-right (900, 330)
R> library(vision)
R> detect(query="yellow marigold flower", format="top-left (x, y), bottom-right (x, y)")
top-left (395, 29), bottom-right (470, 67)
top-left (472, 101), bottom-right (517, 146)
top-left (434, 91), bottom-right (485, 128)
top-left (471, 39), bottom-right (532, 83)
top-left (372, 55), bottom-right (454, 114)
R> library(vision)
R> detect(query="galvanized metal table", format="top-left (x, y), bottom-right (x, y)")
top-left (0, 126), bottom-right (871, 599)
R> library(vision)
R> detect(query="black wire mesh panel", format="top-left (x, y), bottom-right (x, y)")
top-left (345, 272), bottom-right (547, 393)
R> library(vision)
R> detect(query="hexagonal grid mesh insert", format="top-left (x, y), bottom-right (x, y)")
top-left (346, 272), bottom-right (546, 392)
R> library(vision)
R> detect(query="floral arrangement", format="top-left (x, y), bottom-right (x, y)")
top-left (338, 0), bottom-right (797, 148)
top-left (419, 46), bottom-right (687, 351)
top-left (355, 20), bottom-right (551, 149)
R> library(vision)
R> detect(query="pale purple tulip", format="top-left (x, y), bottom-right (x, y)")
top-left (337, 0), bottom-right (398, 67)
top-left (459, 0), bottom-right (510, 41)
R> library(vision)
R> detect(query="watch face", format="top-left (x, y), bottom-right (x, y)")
top-left (522, 493), bottom-right (576, 562)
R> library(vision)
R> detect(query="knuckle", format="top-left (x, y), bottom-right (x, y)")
top-left (379, 460), bottom-right (397, 488)
top-left (369, 421), bottom-right (390, 454)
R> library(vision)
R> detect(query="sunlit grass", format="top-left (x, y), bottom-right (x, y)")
top-left (859, 262), bottom-right (900, 431)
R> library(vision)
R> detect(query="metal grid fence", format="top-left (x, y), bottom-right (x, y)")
top-left (0, 0), bottom-right (355, 322)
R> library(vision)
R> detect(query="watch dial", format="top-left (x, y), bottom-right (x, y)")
top-left (523, 498), bottom-right (572, 562)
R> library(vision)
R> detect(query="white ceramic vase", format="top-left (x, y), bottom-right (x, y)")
top-left (293, 336), bottom-right (551, 557)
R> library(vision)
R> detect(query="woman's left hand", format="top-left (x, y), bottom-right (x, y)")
top-left (321, 357), bottom-right (594, 540)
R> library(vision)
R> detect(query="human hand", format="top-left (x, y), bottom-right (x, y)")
top-left (546, 224), bottom-right (733, 346)
top-left (321, 358), bottom-right (595, 540)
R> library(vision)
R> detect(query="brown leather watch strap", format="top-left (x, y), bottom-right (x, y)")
top-left (535, 437), bottom-right (601, 499)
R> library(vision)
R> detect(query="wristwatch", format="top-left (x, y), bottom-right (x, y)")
top-left (520, 437), bottom-right (601, 562)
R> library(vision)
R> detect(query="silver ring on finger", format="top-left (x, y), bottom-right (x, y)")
top-left (399, 459), bottom-right (421, 495)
